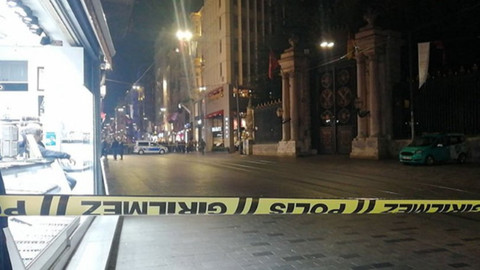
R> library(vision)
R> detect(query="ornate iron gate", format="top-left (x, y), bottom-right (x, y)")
top-left (316, 62), bottom-right (357, 154)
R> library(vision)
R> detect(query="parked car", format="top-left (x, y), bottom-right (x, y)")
top-left (399, 133), bottom-right (468, 165)
top-left (133, 141), bottom-right (168, 155)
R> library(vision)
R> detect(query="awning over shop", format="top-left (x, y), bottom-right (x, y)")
top-left (206, 110), bottom-right (223, 119)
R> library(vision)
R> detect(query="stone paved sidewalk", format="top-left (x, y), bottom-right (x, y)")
top-left (112, 213), bottom-right (480, 270)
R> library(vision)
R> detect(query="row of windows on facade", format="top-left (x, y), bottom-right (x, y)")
top-left (219, 0), bottom-right (266, 10)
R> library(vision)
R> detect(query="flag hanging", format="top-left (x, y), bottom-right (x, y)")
top-left (418, 42), bottom-right (430, 89)
top-left (268, 51), bottom-right (279, 79)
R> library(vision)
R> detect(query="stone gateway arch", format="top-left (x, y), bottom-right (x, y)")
top-left (275, 26), bottom-right (402, 158)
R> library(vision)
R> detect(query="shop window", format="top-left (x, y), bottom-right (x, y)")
top-left (0, 60), bottom-right (28, 91)
top-left (211, 116), bottom-right (224, 149)
top-left (0, 47), bottom-right (95, 196)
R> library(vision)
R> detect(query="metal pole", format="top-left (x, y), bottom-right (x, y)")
top-left (235, 84), bottom-right (241, 143)
top-left (179, 103), bottom-right (191, 143)
top-left (202, 94), bottom-right (206, 141)
top-left (408, 32), bottom-right (415, 140)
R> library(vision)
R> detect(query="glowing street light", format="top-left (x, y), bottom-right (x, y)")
top-left (176, 30), bottom-right (192, 41)
top-left (320, 41), bottom-right (334, 48)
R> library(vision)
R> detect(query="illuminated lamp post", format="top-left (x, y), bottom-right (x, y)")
top-left (176, 29), bottom-right (194, 143)
top-left (198, 86), bottom-right (206, 142)
top-left (319, 38), bottom-right (337, 152)
top-left (176, 29), bottom-right (193, 54)
top-left (320, 40), bottom-right (335, 49)
top-left (178, 103), bottom-right (191, 143)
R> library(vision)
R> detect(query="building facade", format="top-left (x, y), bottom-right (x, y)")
top-left (198, 0), bottom-right (276, 151)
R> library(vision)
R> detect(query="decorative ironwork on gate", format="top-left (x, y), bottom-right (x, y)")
top-left (313, 61), bottom-right (357, 154)
top-left (254, 99), bottom-right (282, 143)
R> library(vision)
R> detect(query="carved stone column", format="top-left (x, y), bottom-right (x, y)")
top-left (281, 72), bottom-right (290, 141)
top-left (277, 38), bottom-right (312, 156)
top-left (350, 26), bottom-right (402, 160)
top-left (356, 54), bottom-right (368, 138)
top-left (289, 72), bottom-right (298, 141)
top-left (367, 54), bottom-right (381, 137)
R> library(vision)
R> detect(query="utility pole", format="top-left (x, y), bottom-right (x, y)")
top-left (235, 82), bottom-right (241, 143)
top-left (408, 32), bottom-right (415, 140)
top-left (178, 103), bottom-right (191, 143)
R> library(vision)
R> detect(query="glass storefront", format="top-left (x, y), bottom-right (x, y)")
top-left (0, 0), bottom-right (114, 268)
top-left (211, 115), bottom-right (224, 148)
top-left (0, 46), bottom-right (95, 195)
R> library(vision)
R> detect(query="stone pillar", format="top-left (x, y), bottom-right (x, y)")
top-left (277, 38), bottom-right (312, 156)
top-left (356, 54), bottom-right (367, 138)
top-left (281, 73), bottom-right (290, 141)
top-left (299, 60), bottom-right (312, 154)
top-left (289, 72), bottom-right (298, 141)
top-left (367, 54), bottom-right (381, 137)
top-left (350, 25), bottom-right (402, 160)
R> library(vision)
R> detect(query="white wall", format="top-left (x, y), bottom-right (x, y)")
top-left (0, 45), bottom-right (92, 152)
top-left (0, 46), bottom-right (84, 121)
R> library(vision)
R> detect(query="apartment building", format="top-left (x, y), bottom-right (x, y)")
top-left (199, 0), bottom-right (275, 152)
top-left (153, 0), bottom-right (278, 151)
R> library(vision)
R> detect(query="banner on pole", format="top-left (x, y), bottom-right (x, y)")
top-left (418, 42), bottom-right (430, 89)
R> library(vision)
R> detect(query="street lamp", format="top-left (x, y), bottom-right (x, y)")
top-left (320, 41), bottom-right (335, 48)
top-left (176, 29), bottom-right (196, 143)
top-left (178, 103), bottom-right (192, 142)
top-left (176, 30), bottom-right (192, 41)
top-left (176, 29), bottom-right (192, 53)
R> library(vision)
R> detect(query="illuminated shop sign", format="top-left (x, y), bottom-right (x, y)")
top-left (207, 86), bottom-right (223, 100)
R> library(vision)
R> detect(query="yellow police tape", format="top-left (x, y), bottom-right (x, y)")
top-left (0, 195), bottom-right (479, 216)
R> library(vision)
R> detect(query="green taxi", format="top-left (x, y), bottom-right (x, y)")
top-left (399, 133), bottom-right (468, 165)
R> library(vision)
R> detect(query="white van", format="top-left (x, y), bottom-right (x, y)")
top-left (133, 141), bottom-right (168, 155)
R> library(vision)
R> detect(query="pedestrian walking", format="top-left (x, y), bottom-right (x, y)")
top-left (198, 139), bottom-right (206, 155)
top-left (111, 137), bottom-right (119, 160)
top-left (118, 139), bottom-right (124, 160)
top-left (187, 140), bottom-right (194, 153)
top-left (179, 141), bottom-right (186, 153)
top-left (101, 139), bottom-right (109, 159)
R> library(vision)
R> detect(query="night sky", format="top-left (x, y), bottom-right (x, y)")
top-left (101, 0), bottom-right (480, 117)
top-left (102, 0), bottom-right (203, 116)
